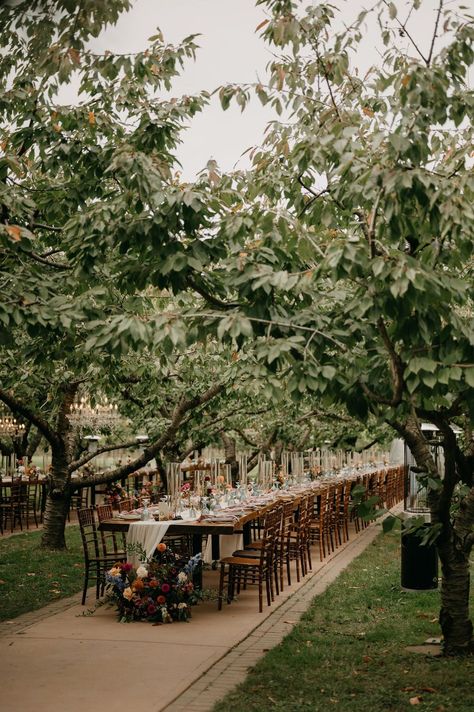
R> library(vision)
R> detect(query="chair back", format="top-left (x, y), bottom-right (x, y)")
top-left (96, 503), bottom-right (113, 522)
top-left (77, 507), bottom-right (101, 561)
top-left (96, 503), bottom-right (123, 556)
top-left (27, 478), bottom-right (39, 501)
top-left (280, 500), bottom-right (295, 550)
top-left (259, 504), bottom-right (282, 568)
top-left (298, 494), bottom-right (313, 542)
top-left (10, 479), bottom-right (28, 505)
top-left (118, 498), bottom-right (134, 513)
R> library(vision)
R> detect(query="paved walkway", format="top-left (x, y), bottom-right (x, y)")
top-left (0, 517), bottom-right (392, 712)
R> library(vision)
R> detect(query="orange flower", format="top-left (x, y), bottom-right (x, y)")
top-left (157, 595), bottom-right (166, 605)
top-left (149, 579), bottom-right (159, 588)
top-left (157, 543), bottom-right (167, 552)
top-left (132, 579), bottom-right (144, 591)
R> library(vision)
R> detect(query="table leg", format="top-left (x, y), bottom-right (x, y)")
top-left (243, 522), bottom-right (252, 546)
top-left (211, 535), bottom-right (220, 560)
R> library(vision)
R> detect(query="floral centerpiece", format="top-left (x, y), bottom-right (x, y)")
top-left (105, 481), bottom-right (129, 508)
top-left (106, 543), bottom-right (202, 623)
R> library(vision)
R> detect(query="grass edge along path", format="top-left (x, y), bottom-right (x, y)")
top-left (0, 526), bottom-right (84, 624)
top-left (213, 531), bottom-right (474, 712)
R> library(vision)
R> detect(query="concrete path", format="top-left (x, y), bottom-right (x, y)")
top-left (0, 519), bottom-right (389, 712)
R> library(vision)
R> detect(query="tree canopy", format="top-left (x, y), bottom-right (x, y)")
top-left (0, 0), bottom-right (473, 655)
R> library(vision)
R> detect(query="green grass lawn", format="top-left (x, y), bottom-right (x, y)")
top-left (0, 526), bottom-right (85, 621)
top-left (214, 532), bottom-right (474, 712)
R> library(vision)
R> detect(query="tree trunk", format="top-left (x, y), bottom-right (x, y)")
top-left (394, 415), bottom-right (473, 655)
top-left (221, 432), bottom-right (238, 485)
top-left (40, 446), bottom-right (71, 550)
top-left (26, 427), bottom-right (42, 461)
top-left (155, 453), bottom-right (168, 493)
top-left (438, 535), bottom-right (473, 655)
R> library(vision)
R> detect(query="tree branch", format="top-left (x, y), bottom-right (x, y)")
top-left (296, 408), bottom-right (353, 424)
top-left (232, 427), bottom-right (258, 448)
top-left (18, 247), bottom-right (71, 270)
top-left (0, 387), bottom-right (59, 447)
top-left (377, 316), bottom-right (404, 405)
top-left (427, 1), bottom-right (444, 66)
top-left (75, 383), bottom-right (226, 489)
top-left (187, 274), bottom-right (241, 310)
top-left (68, 439), bottom-right (140, 474)
top-left (33, 222), bottom-right (63, 233)
top-left (381, 0), bottom-right (429, 65)
top-left (297, 175), bottom-right (329, 217)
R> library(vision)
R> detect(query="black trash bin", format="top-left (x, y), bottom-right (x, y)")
top-left (401, 516), bottom-right (438, 591)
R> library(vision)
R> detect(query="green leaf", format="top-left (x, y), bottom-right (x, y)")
top-left (382, 516), bottom-right (398, 533)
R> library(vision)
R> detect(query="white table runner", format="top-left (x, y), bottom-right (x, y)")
top-left (126, 514), bottom-right (200, 566)
top-left (202, 534), bottom-right (243, 564)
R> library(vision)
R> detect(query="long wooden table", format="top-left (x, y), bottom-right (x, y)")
top-left (100, 515), bottom-right (263, 586)
top-left (99, 469), bottom-right (402, 585)
top-left (99, 489), bottom-right (316, 587)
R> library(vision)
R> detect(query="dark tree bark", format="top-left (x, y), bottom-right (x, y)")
top-left (392, 414), bottom-right (474, 655)
top-left (41, 444), bottom-right (73, 550)
top-left (221, 432), bottom-right (238, 484)
top-left (26, 427), bottom-right (43, 460)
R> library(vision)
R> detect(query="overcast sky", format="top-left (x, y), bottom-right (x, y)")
top-left (87, 1), bottom-right (450, 179)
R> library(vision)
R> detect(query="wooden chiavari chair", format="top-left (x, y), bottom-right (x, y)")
top-left (218, 505), bottom-right (281, 613)
top-left (77, 507), bottom-right (125, 605)
top-left (96, 503), bottom-right (127, 558)
top-left (308, 488), bottom-right (328, 562)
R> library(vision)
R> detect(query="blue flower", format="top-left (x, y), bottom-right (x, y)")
top-left (183, 553), bottom-right (202, 575)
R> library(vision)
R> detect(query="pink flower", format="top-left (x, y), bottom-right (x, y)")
top-left (180, 482), bottom-right (191, 492)
top-left (147, 604), bottom-right (157, 615)
top-left (161, 583), bottom-right (170, 593)
top-left (121, 563), bottom-right (133, 573)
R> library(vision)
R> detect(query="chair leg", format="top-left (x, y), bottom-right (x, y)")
top-left (217, 564), bottom-right (225, 610)
top-left (95, 564), bottom-right (101, 600)
top-left (286, 551), bottom-right (291, 586)
top-left (302, 545), bottom-right (307, 575)
top-left (231, 567), bottom-right (239, 603)
top-left (273, 561), bottom-right (279, 597)
top-left (295, 545), bottom-right (301, 582)
top-left (82, 565), bottom-right (90, 605)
